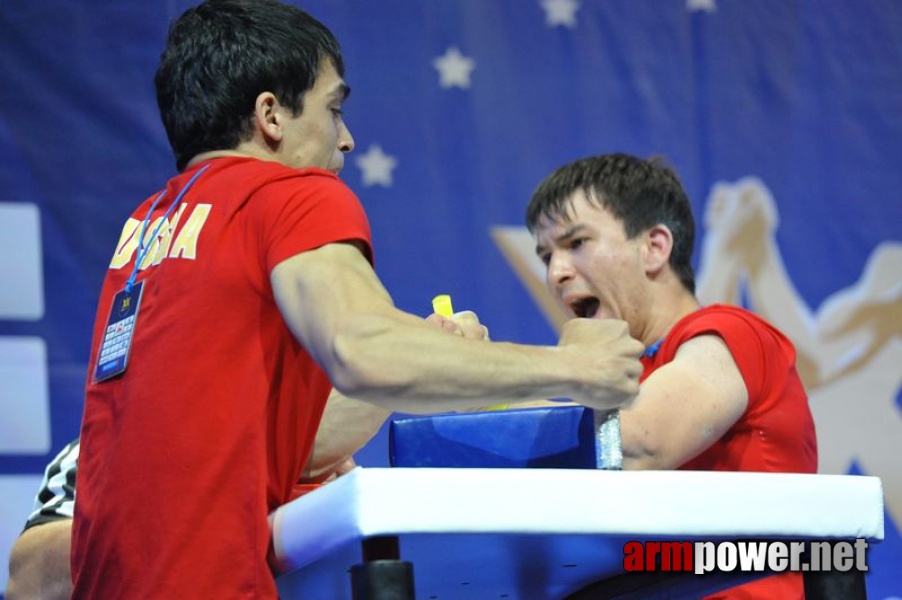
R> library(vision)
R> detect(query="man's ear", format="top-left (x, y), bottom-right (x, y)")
top-left (254, 92), bottom-right (282, 144)
top-left (644, 224), bottom-right (674, 275)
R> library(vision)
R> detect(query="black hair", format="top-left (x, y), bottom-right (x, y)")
top-left (154, 0), bottom-right (344, 171)
top-left (526, 153), bottom-right (697, 294)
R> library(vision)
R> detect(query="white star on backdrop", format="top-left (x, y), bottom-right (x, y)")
top-left (541, 0), bottom-right (580, 28)
top-left (432, 46), bottom-right (476, 89)
top-left (686, 0), bottom-right (716, 13)
top-left (355, 144), bottom-right (398, 187)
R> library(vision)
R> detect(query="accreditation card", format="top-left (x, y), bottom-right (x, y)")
top-left (93, 281), bottom-right (144, 382)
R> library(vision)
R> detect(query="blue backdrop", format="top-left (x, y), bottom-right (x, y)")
top-left (1, 0), bottom-right (899, 596)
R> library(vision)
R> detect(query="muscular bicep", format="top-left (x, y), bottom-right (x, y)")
top-left (621, 335), bottom-right (748, 470)
top-left (270, 242), bottom-right (425, 384)
top-left (272, 242), bottom-right (382, 365)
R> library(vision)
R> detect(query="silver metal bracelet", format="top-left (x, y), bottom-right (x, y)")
top-left (595, 409), bottom-right (623, 470)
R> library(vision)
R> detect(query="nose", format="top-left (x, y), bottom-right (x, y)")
top-left (338, 121), bottom-right (355, 153)
top-left (546, 252), bottom-right (575, 289)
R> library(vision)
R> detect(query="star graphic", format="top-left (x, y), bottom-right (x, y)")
top-left (541, 0), bottom-right (580, 28)
top-left (686, 0), bottom-right (716, 13)
top-left (432, 46), bottom-right (476, 89)
top-left (355, 144), bottom-right (398, 187)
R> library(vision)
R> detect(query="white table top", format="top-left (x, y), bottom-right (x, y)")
top-left (271, 468), bottom-right (884, 599)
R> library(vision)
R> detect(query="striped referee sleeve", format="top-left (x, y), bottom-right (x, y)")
top-left (23, 438), bottom-right (79, 531)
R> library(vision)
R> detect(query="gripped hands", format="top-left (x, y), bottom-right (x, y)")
top-left (558, 318), bottom-right (644, 410)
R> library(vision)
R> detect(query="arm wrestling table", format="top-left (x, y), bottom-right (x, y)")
top-left (270, 468), bottom-right (884, 600)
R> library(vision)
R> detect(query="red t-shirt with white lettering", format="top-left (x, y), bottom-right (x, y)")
top-left (72, 157), bottom-right (373, 599)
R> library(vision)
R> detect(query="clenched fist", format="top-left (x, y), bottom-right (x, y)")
top-left (557, 318), bottom-right (644, 410)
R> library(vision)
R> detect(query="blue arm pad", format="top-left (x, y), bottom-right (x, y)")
top-left (388, 405), bottom-right (596, 469)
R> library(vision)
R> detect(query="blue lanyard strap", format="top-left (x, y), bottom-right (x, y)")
top-left (126, 164), bottom-right (211, 292)
top-left (643, 338), bottom-right (663, 359)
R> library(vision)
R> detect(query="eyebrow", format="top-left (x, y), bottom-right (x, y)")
top-left (534, 223), bottom-right (588, 255)
top-left (331, 83), bottom-right (351, 102)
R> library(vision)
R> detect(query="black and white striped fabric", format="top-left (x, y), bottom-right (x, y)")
top-left (23, 438), bottom-right (79, 531)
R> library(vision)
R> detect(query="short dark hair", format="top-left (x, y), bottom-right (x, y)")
top-left (154, 0), bottom-right (344, 171)
top-left (526, 153), bottom-right (697, 294)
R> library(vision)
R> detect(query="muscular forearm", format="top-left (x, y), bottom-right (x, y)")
top-left (5, 520), bottom-right (72, 600)
top-left (273, 244), bottom-right (641, 413)
top-left (327, 314), bottom-right (596, 412)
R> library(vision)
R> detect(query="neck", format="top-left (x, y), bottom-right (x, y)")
top-left (185, 149), bottom-right (253, 169)
top-left (638, 288), bottom-right (700, 347)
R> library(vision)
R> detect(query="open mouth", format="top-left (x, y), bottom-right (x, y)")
top-left (569, 297), bottom-right (601, 319)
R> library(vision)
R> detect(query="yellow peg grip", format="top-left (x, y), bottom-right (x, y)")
top-left (431, 294), bottom-right (454, 318)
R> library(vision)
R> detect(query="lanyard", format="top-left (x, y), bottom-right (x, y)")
top-left (126, 164), bottom-right (211, 292)
top-left (643, 338), bottom-right (663, 359)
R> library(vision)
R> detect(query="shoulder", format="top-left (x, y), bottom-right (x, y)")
top-left (236, 165), bottom-right (373, 269)
top-left (668, 304), bottom-right (791, 349)
top-left (247, 165), bottom-right (365, 222)
top-left (195, 157), bottom-right (360, 203)
top-left (665, 304), bottom-right (798, 399)
top-left (243, 161), bottom-right (357, 198)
